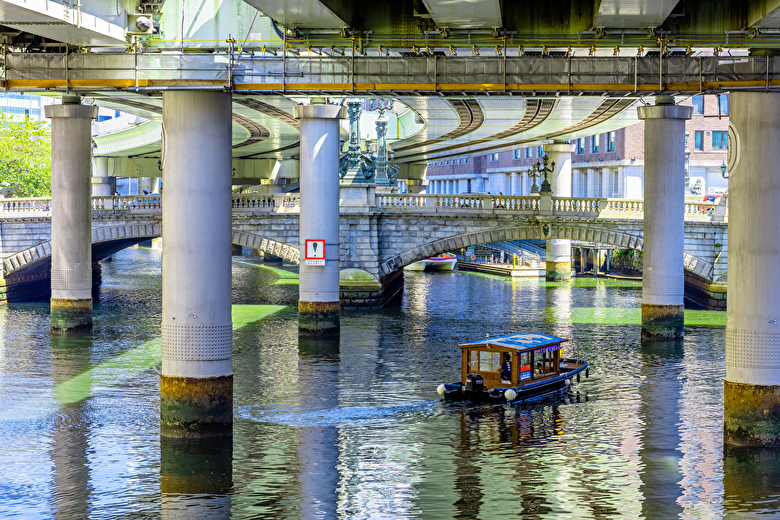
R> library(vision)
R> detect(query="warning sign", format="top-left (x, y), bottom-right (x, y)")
top-left (304, 239), bottom-right (325, 265)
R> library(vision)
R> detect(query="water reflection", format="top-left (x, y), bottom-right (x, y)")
top-left (4, 247), bottom-right (780, 518)
top-left (160, 437), bottom-right (233, 518)
top-left (638, 339), bottom-right (684, 519)
top-left (723, 447), bottom-right (780, 517)
top-left (297, 334), bottom-right (339, 520)
top-left (50, 333), bottom-right (93, 520)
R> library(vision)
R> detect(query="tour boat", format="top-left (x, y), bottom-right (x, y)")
top-left (437, 332), bottom-right (589, 403)
top-left (405, 254), bottom-right (458, 272)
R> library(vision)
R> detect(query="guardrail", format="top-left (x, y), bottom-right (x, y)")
top-left (0, 193), bottom-right (727, 221)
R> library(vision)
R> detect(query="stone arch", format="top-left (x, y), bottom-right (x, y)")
top-left (231, 230), bottom-right (300, 264)
top-left (380, 222), bottom-right (714, 280)
top-left (4, 222), bottom-right (161, 276)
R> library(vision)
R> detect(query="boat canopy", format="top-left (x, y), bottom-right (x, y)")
top-left (458, 333), bottom-right (569, 352)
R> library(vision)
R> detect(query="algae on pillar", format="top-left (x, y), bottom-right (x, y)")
top-left (160, 91), bottom-right (233, 437)
top-left (294, 102), bottom-right (347, 336)
top-left (724, 92), bottom-right (780, 446)
top-left (637, 97), bottom-right (692, 339)
top-left (45, 95), bottom-right (98, 331)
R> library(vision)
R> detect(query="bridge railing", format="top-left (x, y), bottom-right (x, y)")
top-left (92, 195), bottom-right (161, 213)
top-left (0, 197), bottom-right (52, 216)
top-left (231, 193), bottom-right (301, 212)
top-left (0, 193), bottom-right (728, 221)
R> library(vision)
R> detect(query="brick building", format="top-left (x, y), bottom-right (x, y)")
top-left (421, 94), bottom-right (730, 199)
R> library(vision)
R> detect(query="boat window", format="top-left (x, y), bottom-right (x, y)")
top-left (518, 352), bottom-right (532, 380)
top-left (536, 351), bottom-right (556, 375)
top-left (470, 350), bottom-right (478, 370)
top-left (479, 351), bottom-right (501, 372)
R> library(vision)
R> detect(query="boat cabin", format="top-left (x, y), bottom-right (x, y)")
top-left (458, 333), bottom-right (569, 389)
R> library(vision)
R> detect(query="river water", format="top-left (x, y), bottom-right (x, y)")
top-left (0, 245), bottom-right (778, 519)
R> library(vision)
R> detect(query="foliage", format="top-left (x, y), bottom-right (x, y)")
top-left (0, 113), bottom-right (52, 197)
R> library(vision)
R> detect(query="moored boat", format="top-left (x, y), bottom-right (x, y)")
top-left (437, 332), bottom-right (589, 403)
top-left (405, 254), bottom-right (458, 272)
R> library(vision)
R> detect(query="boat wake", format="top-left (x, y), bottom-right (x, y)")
top-left (238, 400), bottom-right (441, 427)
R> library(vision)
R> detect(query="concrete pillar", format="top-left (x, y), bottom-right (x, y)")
top-left (724, 92), bottom-right (780, 446)
top-left (45, 96), bottom-right (98, 331)
top-left (91, 157), bottom-right (116, 196)
top-left (160, 91), bottom-right (233, 438)
top-left (637, 98), bottom-right (692, 339)
top-left (544, 142), bottom-right (573, 281)
top-left (294, 103), bottom-right (347, 336)
top-left (406, 179), bottom-right (426, 194)
top-left (139, 177), bottom-right (154, 194)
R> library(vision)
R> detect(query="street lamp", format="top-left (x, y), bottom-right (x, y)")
top-left (721, 161), bottom-right (728, 179)
top-left (532, 154), bottom-right (555, 194)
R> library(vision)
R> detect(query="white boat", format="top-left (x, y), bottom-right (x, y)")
top-left (406, 255), bottom-right (458, 272)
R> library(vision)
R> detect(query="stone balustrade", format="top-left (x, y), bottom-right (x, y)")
top-left (0, 192), bottom-right (728, 221)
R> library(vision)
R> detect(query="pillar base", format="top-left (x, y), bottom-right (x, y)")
top-left (299, 300), bottom-right (340, 336)
top-left (641, 304), bottom-right (684, 339)
top-left (725, 381), bottom-right (780, 446)
top-left (51, 298), bottom-right (92, 331)
top-left (545, 261), bottom-right (572, 281)
top-left (160, 375), bottom-right (233, 438)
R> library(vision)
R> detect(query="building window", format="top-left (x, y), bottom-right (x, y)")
top-left (719, 94), bottom-right (729, 115)
top-left (525, 148), bottom-right (532, 158)
top-left (490, 153), bottom-right (499, 162)
top-left (591, 135), bottom-right (599, 153)
top-left (712, 131), bottom-right (728, 150)
top-left (537, 145), bottom-right (543, 157)
top-left (576, 139), bottom-right (584, 154)
top-left (458, 159), bottom-right (462, 164)
top-left (513, 149), bottom-right (522, 159)
top-left (606, 131), bottom-right (615, 152)
top-left (692, 95), bottom-right (704, 114)
top-left (464, 157), bottom-right (468, 163)
top-left (694, 131), bottom-right (703, 150)
top-left (445, 161), bottom-right (450, 165)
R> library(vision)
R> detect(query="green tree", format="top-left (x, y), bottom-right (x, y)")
top-left (0, 113), bottom-right (52, 197)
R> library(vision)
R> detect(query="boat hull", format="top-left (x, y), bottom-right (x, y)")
top-left (405, 257), bottom-right (458, 272)
top-left (424, 258), bottom-right (457, 271)
top-left (441, 359), bottom-right (589, 404)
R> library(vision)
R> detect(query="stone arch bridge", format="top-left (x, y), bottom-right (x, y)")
top-left (1, 193), bottom-right (727, 303)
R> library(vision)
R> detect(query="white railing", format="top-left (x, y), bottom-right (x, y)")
top-left (92, 195), bottom-right (161, 212)
top-left (0, 193), bottom-right (728, 222)
top-left (0, 197), bottom-right (52, 215)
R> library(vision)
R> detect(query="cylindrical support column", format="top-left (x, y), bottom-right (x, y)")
top-left (45, 98), bottom-right (98, 331)
top-left (406, 179), bottom-right (426, 194)
top-left (725, 92), bottom-right (780, 446)
top-left (544, 142), bottom-right (573, 281)
top-left (294, 103), bottom-right (347, 336)
top-left (160, 91), bottom-right (233, 438)
top-left (637, 100), bottom-right (692, 339)
top-left (139, 177), bottom-right (154, 194)
top-left (91, 157), bottom-right (116, 196)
